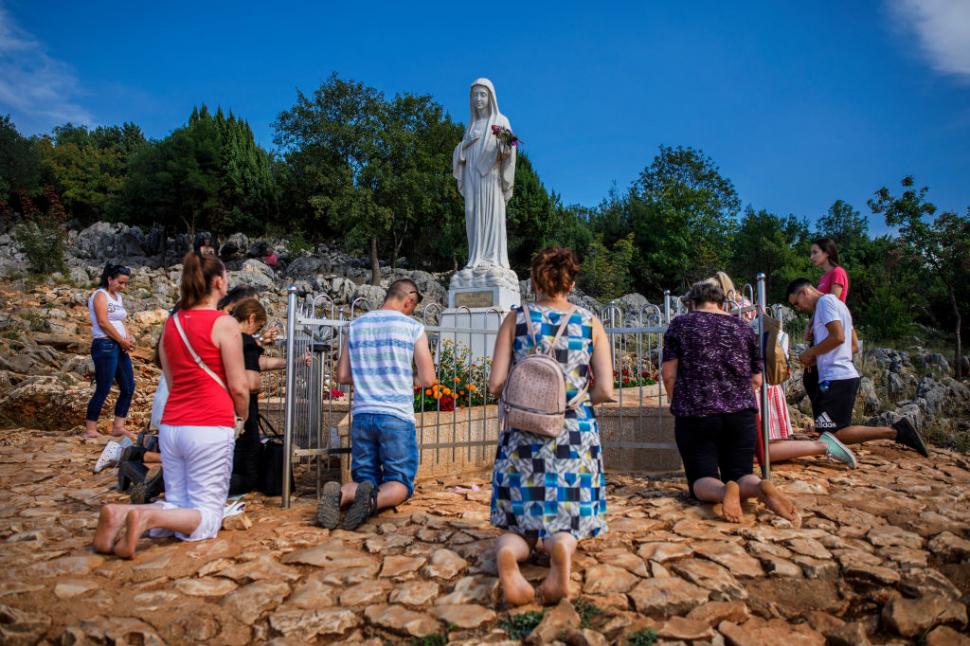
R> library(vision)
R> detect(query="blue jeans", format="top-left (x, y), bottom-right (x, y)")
top-left (85, 338), bottom-right (135, 422)
top-left (350, 412), bottom-right (419, 497)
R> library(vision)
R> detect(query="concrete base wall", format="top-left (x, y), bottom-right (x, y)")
top-left (266, 385), bottom-right (683, 494)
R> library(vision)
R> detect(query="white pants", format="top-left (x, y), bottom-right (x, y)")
top-left (153, 424), bottom-right (234, 541)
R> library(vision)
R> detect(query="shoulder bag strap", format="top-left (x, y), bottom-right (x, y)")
top-left (523, 305), bottom-right (540, 354)
top-left (172, 312), bottom-right (229, 393)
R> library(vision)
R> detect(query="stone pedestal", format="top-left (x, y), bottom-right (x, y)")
top-left (439, 265), bottom-right (521, 360)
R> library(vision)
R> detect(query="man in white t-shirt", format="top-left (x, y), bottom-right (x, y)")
top-left (786, 279), bottom-right (929, 458)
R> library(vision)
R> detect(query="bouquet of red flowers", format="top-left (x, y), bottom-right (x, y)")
top-left (491, 124), bottom-right (520, 148)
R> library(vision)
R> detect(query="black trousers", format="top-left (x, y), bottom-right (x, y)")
top-left (674, 409), bottom-right (756, 495)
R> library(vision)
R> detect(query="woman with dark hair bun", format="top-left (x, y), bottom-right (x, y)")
top-left (487, 247), bottom-right (615, 606)
top-left (85, 263), bottom-right (135, 439)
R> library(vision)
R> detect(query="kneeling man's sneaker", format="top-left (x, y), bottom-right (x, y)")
top-left (820, 432), bottom-right (858, 469)
top-left (342, 481), bottom-right (377, 531)
top-left (316, 481), bottom-right (342, 530)
top-left (94, 440), bottom-right (123, 473)
top-left (892, 417), bottom-right (929, 457)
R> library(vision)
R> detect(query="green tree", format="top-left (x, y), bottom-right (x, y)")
top-left (816, 199), bottom-right (869, 267)
top-left (275, 74), bottom-right (467, 282)
top-left (869, 177), bottom-right (970, 378)
top-left (38, 122), bottom-right (147, 224)
top-left (730, 207), bottom-right (811, 303)
top-left (119, 106), bottom-right (276, 240)
top-left (0, 115), bottom-right (45, 200)
top-left (579, 234), bottom-right (635, 301)
top-left (599, 146), bottom-right (740, 295)
top-left (506, 153), bottom-right (559, 271)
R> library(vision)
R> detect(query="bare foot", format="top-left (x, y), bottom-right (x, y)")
top-left (113, 509), bottom-right (151, 559)
top-left (759, 481), bottom-right (801, 527)
top-left (538, 540), bottom-right (573, 605)
top-left (497, 546), bottom-right (535, 606)
top-left (721, 481), bottom-right (744, 523)
top-left (83, 431), bottom-right (102, 439)
top-left (92, 505), bottom-right (126, 554)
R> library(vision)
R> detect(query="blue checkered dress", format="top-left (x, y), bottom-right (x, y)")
top-left (490, 304), bottom-right (607, 539)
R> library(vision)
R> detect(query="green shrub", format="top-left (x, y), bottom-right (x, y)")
top-left (411, 633), bottom-right (447, 646)
top-left (575, 598), bottom-right (605, 628)
top-left (286, 230), bottom-right (314, 257)
top-left (861, 285), bottom-right (914, 341)
top-left (627, 628), bottom-right (658, 646)
top-left (499, 611), bottom-right (544, 640)
top-left (13, 217), bottom-right (67, 275)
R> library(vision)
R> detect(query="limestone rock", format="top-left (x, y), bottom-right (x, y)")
top-left (881, 592), bottom-right (968, 637)
top-left (390, 580), bottom-right (439, 607)
top-left (285, 577), bottom-right (338, 610)
top-left (527, 599), bottom-right (581, 645)
top-left (686, 600), bottom-right (750, 627)
top-left (718, 617), bottom-right (825, 646)
top-left (925, 625), bottom-right (970, 646)
top-left (432, 603), bottom-right (496, 629)
top-left (381, 554), bottom-right (427, 578)
top-left (339, 580), bottom-right (391, 606)
top-left (692, 541), bottom-right (764, 578)
top-left (637, 541), bottom-right (693, 563)
top-left (583, 563), bottom-right (639, 594)
top-left (269, 608), bottom-right (360, 640)
top-left (421, 548), bottom-right (468, 579)
top-left (64, 616), bottom-right (164, 646)
top-left (629, 577), bottom-right (710, 617)
top-left (671, 558), bottom-right (746, 600)
top-left (363, 604), bottom-right (441, 637)
top-left (0, 603), bottom-right (52, 645)
top-left (928, 531), bottom-right (970, 562)
top-left (222, 580), bottom-right (291, 624)
top-left (174, 576), bottom-right (239, 597)
top-left (222, 512), bottom-right (253, 531)
top-left (436, 575), bottom-right (498, 606)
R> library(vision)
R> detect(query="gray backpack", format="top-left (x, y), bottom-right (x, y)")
top-left (501, 305), bottom-right (588, 438)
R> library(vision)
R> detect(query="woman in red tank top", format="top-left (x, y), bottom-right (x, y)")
top-left (93, 251), bottom-right (249, 558)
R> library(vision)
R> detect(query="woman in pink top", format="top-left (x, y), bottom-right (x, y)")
top-left (811, 237), bottom-right (849, 302)
top-left (93, 251), bottom-right (249, 559)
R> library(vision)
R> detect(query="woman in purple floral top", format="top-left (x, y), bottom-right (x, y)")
top-left (662, 281), bottom-right (800, 526)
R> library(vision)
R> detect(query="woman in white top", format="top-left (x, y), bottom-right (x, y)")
top-left (85, 263), bottom-right (136, 439)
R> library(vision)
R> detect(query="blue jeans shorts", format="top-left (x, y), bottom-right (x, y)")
top-left (350, 412), bottom-right (419, 497)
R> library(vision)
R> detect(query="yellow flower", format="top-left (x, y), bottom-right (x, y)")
top-left (443, 387), bottom-right (451, 396)
top-left (433, 392), bottom-right (441, 400)
top-left (453, 376), bottom-right (461, 383)
top-left (425, 389), bottom-right (432, 396)
top-left (467, 384), bottom-right (477, 392)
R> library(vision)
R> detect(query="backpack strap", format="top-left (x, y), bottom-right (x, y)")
top-left (546, 307), bottom-right (576, 357)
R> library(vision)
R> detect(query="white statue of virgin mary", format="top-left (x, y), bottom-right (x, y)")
top-left (452, 78), bottom-right (516, 271)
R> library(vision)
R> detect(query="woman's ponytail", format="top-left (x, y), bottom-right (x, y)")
top-left (179, 251), bottom-right (225, 309)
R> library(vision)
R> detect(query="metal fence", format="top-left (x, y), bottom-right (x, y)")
top-left (275, 274), bottom-right (780, 507)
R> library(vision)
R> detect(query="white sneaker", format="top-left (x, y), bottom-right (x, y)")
top-left (94, 440), bottom-right (123, 474)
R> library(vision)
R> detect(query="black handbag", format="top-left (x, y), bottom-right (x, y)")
top-left (257, 414), bottom-right (294, 497)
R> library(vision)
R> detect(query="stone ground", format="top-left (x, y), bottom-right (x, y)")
top-left (1, 429), bottom-right (970, 645)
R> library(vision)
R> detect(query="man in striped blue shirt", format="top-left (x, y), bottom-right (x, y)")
top-left (318, 279), bottom-right (436, 530)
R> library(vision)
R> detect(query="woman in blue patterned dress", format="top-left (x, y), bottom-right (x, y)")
top-left (488, 247), bottom-right (614, 606)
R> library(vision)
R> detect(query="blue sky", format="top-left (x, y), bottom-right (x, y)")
top-left (2, 1), bottom-right (968, 234)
